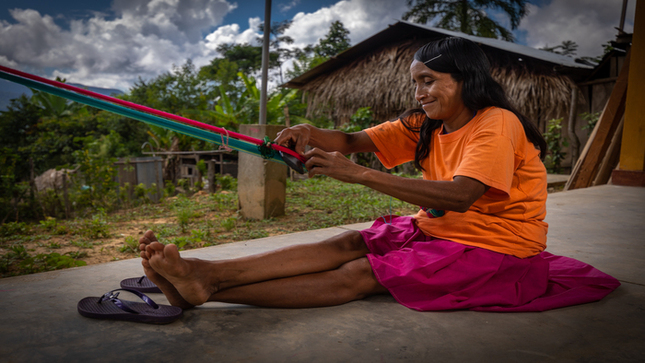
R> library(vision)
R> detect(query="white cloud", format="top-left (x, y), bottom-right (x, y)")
top-left (205, 17), bottom-right (262, 51)
top-left (2, 0), bottom-right (636, 92)
top-left (0, 55), bottom-right (18, 68)
top-left (279, 0), bottom-right (301, 13)
top-left (284, 0), bottom-right (408, 50)
top-left (0, 0), bottom-right (236, 90)
top-left (519, 0), bottom-right (636, 58)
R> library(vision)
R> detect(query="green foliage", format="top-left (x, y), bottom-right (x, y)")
top-left (286, 21), bottom-right (351, 79)
top-left (72, 149), bottom-right (118, 211)
top-left (174, 197), bottom-right (202, 233)
top-left (543, 118), bottom-right (569, 174)
top-left (127, 59), bottom-right (213, 114)
top-left (402, 0), bottom-right (528, 42)
top-left (580, 111), bottom-right (601, 136)
top-left (0, 221), bottom-right (30, 237)
top-left (218, 175), bottom-right (238, 191)
top-left (39, 217), bottom-right (68, 235)
top-left (220, 217), bottom-right (237, 231)
top-left (213, 43), bottom-right (268, 75)
top-left (287, 176), bottom-right (417, 228)
top-left (120, 236), bottom-right (139, 253)
top-left (162, 181), bottom-right (176, 198)
top-left (340, 107), bottom-right (375, 133)
top-left (313, 21), bottom-right (351, 58)
top-left (340, 108), bottom-right (378, 167)
top-left (169, 229), bottom-right (209, 250)
top-left (77, 210), bottom-right (111, 239)
top-left (1, 245), bottom-right (86, 277)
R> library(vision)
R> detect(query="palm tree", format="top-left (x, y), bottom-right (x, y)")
top-left (402, 0), bottom-right (528, 42)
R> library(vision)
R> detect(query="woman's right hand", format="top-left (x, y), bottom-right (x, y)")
top-left (275, 124), bottom-right (312, 156)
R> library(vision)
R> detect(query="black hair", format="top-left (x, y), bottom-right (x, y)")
top-left (401, 37), bottom-right (547, 171)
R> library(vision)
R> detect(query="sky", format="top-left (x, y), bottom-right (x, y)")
top-left (0, 0), bottom-right (637, 92)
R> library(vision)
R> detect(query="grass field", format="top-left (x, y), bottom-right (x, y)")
top-left (0, 176), bottom-right (419, 277)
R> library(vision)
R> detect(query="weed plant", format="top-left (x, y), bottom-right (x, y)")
top-left (543, 118), bottom-right (569, 174)
top-left (120, 236), bottom-right (139, 254)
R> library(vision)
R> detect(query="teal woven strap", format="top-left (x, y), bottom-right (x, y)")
top-left (0, 71), bottom-right (288, 166)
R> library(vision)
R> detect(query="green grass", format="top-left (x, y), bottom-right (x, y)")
top-left (1, 176), bottom-right (419, 277)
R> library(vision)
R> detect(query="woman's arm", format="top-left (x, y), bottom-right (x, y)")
top-left (275, 124), bottom-right (378, 155)
top-left (304, 148), bottom-right (489, 213)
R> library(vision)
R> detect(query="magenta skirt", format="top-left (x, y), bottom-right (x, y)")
top-left (361, 216), bottom-right (620, 312)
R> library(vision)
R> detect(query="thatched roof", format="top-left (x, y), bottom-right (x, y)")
top-left (284, 21), bottom-right (593, 130)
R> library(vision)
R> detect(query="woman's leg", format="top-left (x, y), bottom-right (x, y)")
top-left (143, 229), bottom-right (374, 306)
top-left (208, 257), bottom-right (388, 308)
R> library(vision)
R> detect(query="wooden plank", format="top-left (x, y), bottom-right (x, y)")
top-left (593, 115), bottom-right (624, 186)
top-left (565, 50), bottom-right (631, 190)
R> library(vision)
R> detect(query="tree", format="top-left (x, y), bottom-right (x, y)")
top-left (256, 20), bottom-right (298, 84)
top-left (541, 40), bottom-right (578, 56)
top-left (127, 59), bottom-right (213, 114)
top-left (312, 20), bottom-right (351, 58)
top-left (214, 43), bottom-right (267, 75)
top-left (286, 21), bottom-right (351, 79)
top-left (402, 0), bottom-right (528, 42)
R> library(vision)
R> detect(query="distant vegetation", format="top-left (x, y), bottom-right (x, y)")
top-left (0, 21), bottom-right (353, 224)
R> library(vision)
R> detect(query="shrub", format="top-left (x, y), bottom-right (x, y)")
top-left (543, 118), bottom-right (569, 174)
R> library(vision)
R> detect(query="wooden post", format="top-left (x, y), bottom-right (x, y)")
top-left (567, 86), bottom-right (580, 168)
top-left (219, 153), bottom-right (224, 177)
top-left (194, 154), bottom-right (201, 190)
top-left (283, 106), bottom-right (291, 127)
top-left (593, 116), bottom-right (624, 186)
top-left (565, 50), bottom-right (630, 190)
top-left (208, 159), bottom-right (216, 194)
top-left (29, 157), bottom-right (46, 219)
top-left (62, 172), bottom-right (70, 219)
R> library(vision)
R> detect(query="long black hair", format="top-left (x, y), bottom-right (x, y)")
top-left (402, 37), bottom-right (547, 170)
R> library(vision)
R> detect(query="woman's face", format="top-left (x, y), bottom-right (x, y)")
top-left (410, 60), bottom-right (466, 123)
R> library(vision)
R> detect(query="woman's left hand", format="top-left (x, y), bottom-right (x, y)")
top-left (304, 148), bottom-right (366, 183)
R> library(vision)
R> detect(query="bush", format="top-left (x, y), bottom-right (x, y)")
top-left (0, 221), bottom-right (30, 237)
top-left (543, 118), bottom-right (569, 174)
top-left (77, 210), bottom-right (110, 239)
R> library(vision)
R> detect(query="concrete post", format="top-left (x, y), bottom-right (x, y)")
top-left (238, 124), bottom-right (287, 219)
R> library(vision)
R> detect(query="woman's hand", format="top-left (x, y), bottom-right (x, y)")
top-left (275, 124), bottom-right (311, 156)
top-left (304, 148), bottom-right (366, 183)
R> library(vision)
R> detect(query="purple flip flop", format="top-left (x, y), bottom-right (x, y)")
top-left (77, 288), bottom-right (182, 324)
top-left (120, 276), bottom-right (162, 293)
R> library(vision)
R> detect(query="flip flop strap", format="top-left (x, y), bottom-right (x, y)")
top-left (97, 288), bottom-right (160, 314)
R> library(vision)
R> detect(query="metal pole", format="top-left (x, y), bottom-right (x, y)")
top-left (259, 0), bottom-right (272, 125)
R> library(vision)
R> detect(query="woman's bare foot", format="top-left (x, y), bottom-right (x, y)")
top-left (139, 231), bottom-right (194, 309)
top-left (147, 242), bottom-right (218, 306)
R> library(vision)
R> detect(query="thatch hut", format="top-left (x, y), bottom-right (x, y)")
top-left (284, 21), bottom-right (603, 170)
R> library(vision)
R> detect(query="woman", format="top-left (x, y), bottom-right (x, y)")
top-left (140, 37), bottom-right (618, 311)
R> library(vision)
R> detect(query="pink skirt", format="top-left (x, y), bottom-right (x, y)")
top-left (361, 216), bottom-right (620, 312)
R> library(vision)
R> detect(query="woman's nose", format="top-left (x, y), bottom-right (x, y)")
top-left (415, 88), bottom-right (425, 102)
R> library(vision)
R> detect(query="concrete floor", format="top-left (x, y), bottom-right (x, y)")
top-left (1, 184), bottom-right (644, 363)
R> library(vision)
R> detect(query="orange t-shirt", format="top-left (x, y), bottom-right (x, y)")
top-left (365, 107), bottom-right (548, 258)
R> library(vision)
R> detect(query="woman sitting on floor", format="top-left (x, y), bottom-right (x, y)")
top-left (139, 37), bottom-right (619, 312)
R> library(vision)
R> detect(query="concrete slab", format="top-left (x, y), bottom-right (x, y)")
top-left (1, 185), bottom-right (644, 362)
top-left (547, 174), bottom-right (569, 187)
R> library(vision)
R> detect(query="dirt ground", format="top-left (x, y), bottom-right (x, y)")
top-left (2, 189), bottom-right (391, 277)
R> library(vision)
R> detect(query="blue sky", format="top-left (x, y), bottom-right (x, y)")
top-left (0, 0), bottom-right (636, 91)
